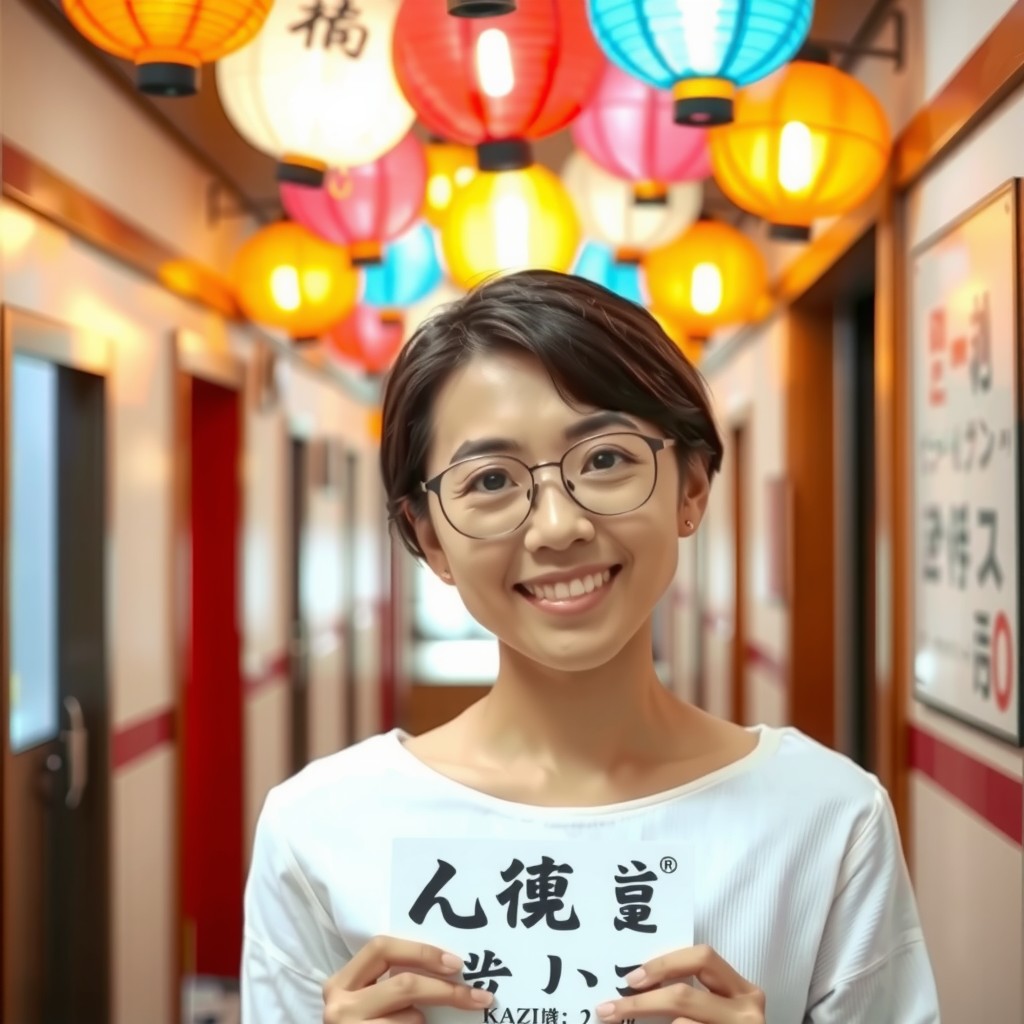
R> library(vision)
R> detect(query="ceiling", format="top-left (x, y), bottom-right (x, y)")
top-left (32, 0), bottom-right (890, 230)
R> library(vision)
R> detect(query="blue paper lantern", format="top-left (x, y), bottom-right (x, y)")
top-left (586, 0), bottom-right (814, 126)
top-left (363, 222), bottom-right (444, 311)
top-left (573, 242), bottom-right (645, 305)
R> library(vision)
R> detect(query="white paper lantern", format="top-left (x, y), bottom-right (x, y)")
top-left (216, 0), bottom-right (415, 186)
top-left (563, 150), bottom-right (702, 262)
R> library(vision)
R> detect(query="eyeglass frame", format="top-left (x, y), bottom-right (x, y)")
top-left (420, 431), bottom-right (678, 540)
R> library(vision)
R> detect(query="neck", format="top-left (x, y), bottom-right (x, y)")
top-left (468, 620), bottom-right (688, 774)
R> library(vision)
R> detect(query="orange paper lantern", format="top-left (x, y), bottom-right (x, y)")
top-left (709, 50), bottom-right (891, 240)
top-left (63, 0), bottom-right (271, 96)
top-left (643, 220), bottom-right (767, 339)
top-left (231, 222), bottom-right (358, 340)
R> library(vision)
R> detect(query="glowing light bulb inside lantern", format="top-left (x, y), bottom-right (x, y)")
top-left (778, 121), bottom-right (814, 193)
top-left (675, 0), bottom-right (722, 74)
top-left (303, 268), bottom-right (332, 304)
top-left (270, 265), bottom-right (301, 311)
top-left (494, 191), bottom-right (530, 270)
top-left (428, 176), bottom-right (453, 210)
top-left (691, 262), bottom-right (723, 315)
top-left (476, 29), bottom-right (516, 97)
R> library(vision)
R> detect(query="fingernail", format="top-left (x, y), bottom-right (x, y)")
top-left (442, 953), bottom-right (464, 972)
top-left (626, 968), bottom-right (648, 987)
top-left (471, 989), bottom-right (494, 1005)
top-left (596, 1003), bottom-right (616, 1021)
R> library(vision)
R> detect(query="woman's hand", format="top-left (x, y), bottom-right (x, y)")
top-left (594, 945), bottom-right (765, 1024)
top-left (323, 935), bottom-right (495, 1024)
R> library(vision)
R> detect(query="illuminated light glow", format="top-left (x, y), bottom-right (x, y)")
top-left (476, 29), bottom-right (515, 98)
top-left (676, 0), bottom-right (723, 74)
top-left (302, 267), bottom-right (332, 304)
top-left (778, 120), bottom-right (814, 193)
top-left (454, 166), bottom-right (476, 186)
top-left (691, 262), bottom-right (723, 315)
top-left (428, 175), bottom-right (454, 210)
top-left (270, 265), bottom-right (301, 311)
top-left (493, 190), bottom-right (531, 270)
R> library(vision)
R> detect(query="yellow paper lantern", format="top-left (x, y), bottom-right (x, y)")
top-left (650, 307), bottom-right (703, 365)
top-left (424, 140), bottom-right (477, 229)
top-left (63, 0), bottom-right (271, 96)
top-left (709, 51), bottom-right (891, 239)
top-left (440, 164), bottom-right (581, 290)
top-left (643, 220), bottom-right (767, 338)
top-left (231, 222), bottom-right (358, 340)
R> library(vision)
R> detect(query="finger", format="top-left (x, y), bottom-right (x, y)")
top-left (357, 973), bottom-right (494, 1019)
top-left (624, 945), bottom-right (755, 998)
top-left (597, 982), bottom-right (737, 1024)
top-left (336, 936), bottom-right (465, 990)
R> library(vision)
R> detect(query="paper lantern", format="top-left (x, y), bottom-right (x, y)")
top-left (586, 0), bottom-right (813, 125)
top-left (280, 132), bottom-right (427, 265)
top-left (643, 220), bottom-right (766, 338)
top-left (440, 164), bottom-right (581, 289)
top-left (572, 62), bottom-right (711, 199)
top-left (564, 150), bottom-right (702, 261)
top-left (573, 242), bottom-right (644, 304)
top-left (231, 222), bottom-right (358, 340)
top-left (327, 305), bottom-right (405, 374)
top-left (217, 0), bottom-right (414, 185)
top-left (63, 0), bottom-right (271, 96)
top-left (424, 140), bottom-right (477, 228)
top-left (394, 0), bottom-right (604, 170)
top-left (363, 222), bottom-right (444, 313)
top-left (651, 306), bottom-right (703, 365)
top-left (710, 51), bottom-right (892, 240)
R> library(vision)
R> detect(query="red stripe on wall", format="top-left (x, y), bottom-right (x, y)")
top-left (908, 723), bottom-right (1023, 847)
top-left (245, 653), bottom-right (290, 695)
top-left (112, 708), bottom-right (176, 770)
top-left (745, 643), bottom-right (787, 682)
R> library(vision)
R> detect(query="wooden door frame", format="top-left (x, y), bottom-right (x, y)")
top-left (172, 331), bottom-right (246, 1022)
top-left (729, 419), bottom-right (750, 726)
top-left (0, 305), bottom-right (113, 1022)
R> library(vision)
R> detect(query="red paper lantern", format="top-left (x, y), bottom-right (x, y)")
top-left (393, 0), bottom-right (603, 169)
top-left (280, 132), bottom-right (427, 265)
top-left (327, 305), bottom-right (405, 374)
top-left (572, 62), bottom-right (711, 201)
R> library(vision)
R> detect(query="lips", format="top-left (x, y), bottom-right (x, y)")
top-left (518, 568), bottom-right (613, 602)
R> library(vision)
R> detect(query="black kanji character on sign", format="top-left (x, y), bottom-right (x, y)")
top-left (408, 859), bottom-right (487, 929)
top-left (962, 419), bottom-right (977, 471)
top-left (463, 950), bottom-right (513, 994)
top-left (497, 856), bottom-right (581, 930)
top-left (922, 505), bottom-right (943, 583)
top-left (921, 436), bottom-right (946, 474)
top-left (542, 1011), bottom-right (559, 1024)
top-left (614, 963), bottom-right (643, 997)
top-left (541, 956), bottom-right (598, 995)
top-left (977, 508), bottom-right (1004, 589)
top-left (977, 420), bottom-right (996, 468)
top-left (289, 0), bottom-right (368, 55)
top-left (973, 610), bottom-right (991, 699)
top-left (969, 290), bottom-right (993, 394)
top-left (613, 861), bottom-right (658, 933)
top-left (948, 504), bottom-right (969, 590)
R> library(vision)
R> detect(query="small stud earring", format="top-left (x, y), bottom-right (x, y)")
top-left (685, 520), bottom-right (694, 530)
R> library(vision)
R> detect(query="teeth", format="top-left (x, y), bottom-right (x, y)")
top-left (523, 569), bottom-right (613, 601)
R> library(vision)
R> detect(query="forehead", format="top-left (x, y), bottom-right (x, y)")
top-left (427, 351), bottom-right (597, 463)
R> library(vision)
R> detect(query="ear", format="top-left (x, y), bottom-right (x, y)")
top-left (677, 458), bottom-right (710, 538)
top-left (409, 502), bottom-right (455, 585)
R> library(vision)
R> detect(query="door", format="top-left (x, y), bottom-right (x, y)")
top-left (179, 366), bottom-right (245, 986)
top-left (3, 313), bottom-right (111, 1024)
top-left (731, 423), bottom-right (749, 725)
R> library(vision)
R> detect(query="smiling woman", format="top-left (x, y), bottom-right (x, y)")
top-left (241, 270), bottom-right (940, 1024)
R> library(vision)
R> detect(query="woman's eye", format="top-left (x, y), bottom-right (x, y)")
top-left (587, 449), bottom-right (622, 471)
top-left (471, 470), bottom-right (510, 492)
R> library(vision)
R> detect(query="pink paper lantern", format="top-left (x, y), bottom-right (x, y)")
top-left (280, 131), bottom-right (427, 265)
top-left (326, 305), bottom-right (405, 374)
top-left (571, 63), bottom-right (711, 201)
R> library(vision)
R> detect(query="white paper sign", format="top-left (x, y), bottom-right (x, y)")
top-left (391, 840), bottom-right (694, 1024)
top-left (912, 182), bottom-right (1022, 745)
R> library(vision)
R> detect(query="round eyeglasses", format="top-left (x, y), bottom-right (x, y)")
top-left (421, 432), bottom-right (676, 540)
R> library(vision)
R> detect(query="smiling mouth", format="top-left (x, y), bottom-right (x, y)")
top-left (513, 565), bottom-right (622, 607)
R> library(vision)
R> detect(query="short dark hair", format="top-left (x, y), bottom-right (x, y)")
top-left (380, 269), bottom-right (724, 559)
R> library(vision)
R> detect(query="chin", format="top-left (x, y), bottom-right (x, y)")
top-left (507, 633), bottom-right (632, 675)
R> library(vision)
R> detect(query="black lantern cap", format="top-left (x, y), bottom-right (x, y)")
top-left (769, 223), bottom-right (812, 242)
top-left (448, 0), bottom-right (516, 14)
top-left (276, 162), bottom-right (325, 188)
top-left (477, 139), bottom-right (533, 171)
top-left (138, 62), bottom-right (198, 97)
top-left (794, 42), bottom-right (831, 65)
top-left (674, 95), bottom-right (733, 127)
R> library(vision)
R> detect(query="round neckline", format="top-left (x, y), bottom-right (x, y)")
top-left (384, 724), bottom-right (781, 819)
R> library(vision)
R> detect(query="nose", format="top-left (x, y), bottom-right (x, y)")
top-left (522, 466), bottom-right (595, 551)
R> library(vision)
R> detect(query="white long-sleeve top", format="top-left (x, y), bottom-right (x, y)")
top-left (242, 725), bottom-right (940, 1023)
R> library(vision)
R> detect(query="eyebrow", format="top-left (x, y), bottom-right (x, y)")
top-left (447, 411), bottom-right (641, 464)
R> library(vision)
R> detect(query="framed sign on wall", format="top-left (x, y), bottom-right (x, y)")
top-left (911, 179), bottom-right (1024, 746)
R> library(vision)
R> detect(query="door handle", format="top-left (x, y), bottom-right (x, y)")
top-left (61, 696), bottom-right (89, 810)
